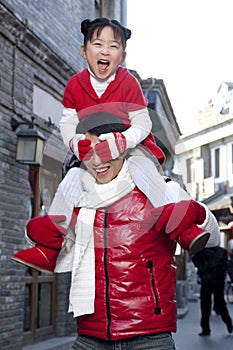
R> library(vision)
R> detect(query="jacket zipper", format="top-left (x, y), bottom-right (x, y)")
top-left (104, 208), bottom-right (112, 340)
top-left (146, 260), bottom-right (161, 315)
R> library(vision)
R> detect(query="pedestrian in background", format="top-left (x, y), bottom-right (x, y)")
top-left (227, 239), bottom-right (233, 282)
top-left (192, 246), bottom-right (233, 336)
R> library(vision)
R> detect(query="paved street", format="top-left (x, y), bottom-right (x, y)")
top-left (22, 296), bottom-right (233, 350)
top-left (173, 299), bottom-right (233, 350)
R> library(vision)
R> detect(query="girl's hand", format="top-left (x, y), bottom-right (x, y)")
top-left (95, 132), bottom-right (127, 162)
top-left (69, 134), bottom-right (93, 161)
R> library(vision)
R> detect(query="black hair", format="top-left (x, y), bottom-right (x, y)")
top-left (81, 18), bottom-right (131, 50)
top-left (76, 112), bottom-right (127, 135)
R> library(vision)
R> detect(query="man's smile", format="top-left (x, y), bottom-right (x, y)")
top-left (94, 165), bottom-right (110, 176)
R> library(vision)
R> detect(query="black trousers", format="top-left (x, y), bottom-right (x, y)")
top-left (200, 282), bottom-right (232, 332)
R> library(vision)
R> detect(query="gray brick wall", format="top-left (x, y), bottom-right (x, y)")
top-left (2, 0), bottom-right (100, 72)
top-left (0, 28), bottom-right (33, 346)
top-left (0, 10), bottom-right (75, 346)
top-left (0, 1), bottom-right (123, 348)
top-left (0, 105), bottom-right (31, 350)
top-left (55, 273), bottom-right (76, 336)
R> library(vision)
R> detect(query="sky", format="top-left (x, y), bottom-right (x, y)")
top-left (126, 0), bottom-right (233, 134)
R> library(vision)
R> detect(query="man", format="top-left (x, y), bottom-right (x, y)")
top-left (227, 239), bottom-right (233, 282)
top-left (21, 113), bottom-right (220, 349)
top-left (192, 246), bottom-right (233, 336)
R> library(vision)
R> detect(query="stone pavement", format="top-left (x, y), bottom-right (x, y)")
top-left (22, 336), bottom-right (75, 350)
top-left (22, 298), bottom-right (233, 350)
top-left (173, 299), bottom-right (233, 350)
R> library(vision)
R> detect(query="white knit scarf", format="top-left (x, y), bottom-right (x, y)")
top-left (68, 161), bottom-right (135, 317)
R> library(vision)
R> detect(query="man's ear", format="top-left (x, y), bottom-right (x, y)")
top-left (80, 45), bottom-right (87, 59)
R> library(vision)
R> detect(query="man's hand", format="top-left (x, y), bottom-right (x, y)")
top-left (69, 134), bottom-right (93, 161)
top-left (95, 132), bottom-right (127, 162)
top-left (26, 214), bottom-right (67, 249)
top-left (151, 200), bottom-right (206, 239)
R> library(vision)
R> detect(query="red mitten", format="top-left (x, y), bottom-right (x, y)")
top-left (95, 132), bottom-right (127, 162)
top-left (26, 214), bottom-right (67, 249)
top-left (151, 200), bottom-right (206, 239)
top-left (69, 134), bottom-right (93, 161)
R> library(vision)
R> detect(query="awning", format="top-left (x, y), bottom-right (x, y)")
top-left (205, 193), bottom-right (233, 211)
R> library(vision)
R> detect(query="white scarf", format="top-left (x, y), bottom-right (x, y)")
top-left (68, 161), bottom-right (135, 317)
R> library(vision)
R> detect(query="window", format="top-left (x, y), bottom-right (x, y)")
top-left (24, 269), bottom-right (56, 340)
top-left (214, 148), bottom-right (220, 178)
top-left (95, 0), bottom-right (102, 17)
top-left (210, 146), bottom-right (224, 179)
top-left (201, 145), bottom-right (211, 179)
top-left (33, 84), bottom-right (63, 126)
top-left (186, 158), bottom-right (196, 183)
top-left (23, 159), bottom-right (62, 344)
top-left (232, 144), bottom-right (233, 174)
top-left (95, 0), bottom-right (109, 18)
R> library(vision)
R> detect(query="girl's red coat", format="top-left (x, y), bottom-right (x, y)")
top-left (62, 67), bottom-right (165, 164)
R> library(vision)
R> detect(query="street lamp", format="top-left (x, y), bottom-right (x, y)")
top-left (11, 116), bottom-right (46, 165)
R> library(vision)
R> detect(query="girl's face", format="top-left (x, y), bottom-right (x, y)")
top-left (81, 26), bottom-right (126, 80)
top-left (83, 132), bottom-right (124, 184)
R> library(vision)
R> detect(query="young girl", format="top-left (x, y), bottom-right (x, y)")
top-left (12, 18), bottom-right (211, 273)
top-left (59, 17), bottom-right (165, 165)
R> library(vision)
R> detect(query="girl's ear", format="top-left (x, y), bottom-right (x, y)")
top-left (80, 45), bottom-right (87, 59)
top-left (121, 51), bottom-right (127, 64)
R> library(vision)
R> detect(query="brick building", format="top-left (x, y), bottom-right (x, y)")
top-left (0, 1), bottom-right (126, 349)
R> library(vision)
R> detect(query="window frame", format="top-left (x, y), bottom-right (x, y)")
top-left (23, 161), bottom-right (61, 344)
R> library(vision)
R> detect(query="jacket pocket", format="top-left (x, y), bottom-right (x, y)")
top-left (146, 260), bottom-right (161, 315)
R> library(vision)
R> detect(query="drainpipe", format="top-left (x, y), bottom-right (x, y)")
top-left (144, 77), bottom-right (156, 98)
top-left (121, 0), bottom-right (127, 26)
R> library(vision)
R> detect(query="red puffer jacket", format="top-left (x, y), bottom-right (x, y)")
top-left (71, 187), bottom-right (177, 341)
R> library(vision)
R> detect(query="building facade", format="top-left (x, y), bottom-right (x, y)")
top-left (175, 82), bottom-right (233, 249)
top-left (0, 1), bottom-right (126, 349)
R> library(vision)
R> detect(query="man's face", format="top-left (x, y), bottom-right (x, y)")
top-left (83, 132), bottom-right (124, 184)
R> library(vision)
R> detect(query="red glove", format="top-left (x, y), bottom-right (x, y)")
top-left (26, 214), bottom-right (67, 249)
top-left (69, 134), bottom-right (93, 161)
top-left (95, 132), bottom-right (127, 162)
top-left (151, 200), bottom-right (206, 239)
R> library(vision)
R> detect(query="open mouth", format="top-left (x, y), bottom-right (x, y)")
top-left (95, 166), bottom-right (109, 176)
top-left (98, 60), bottom-right (110, 72)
